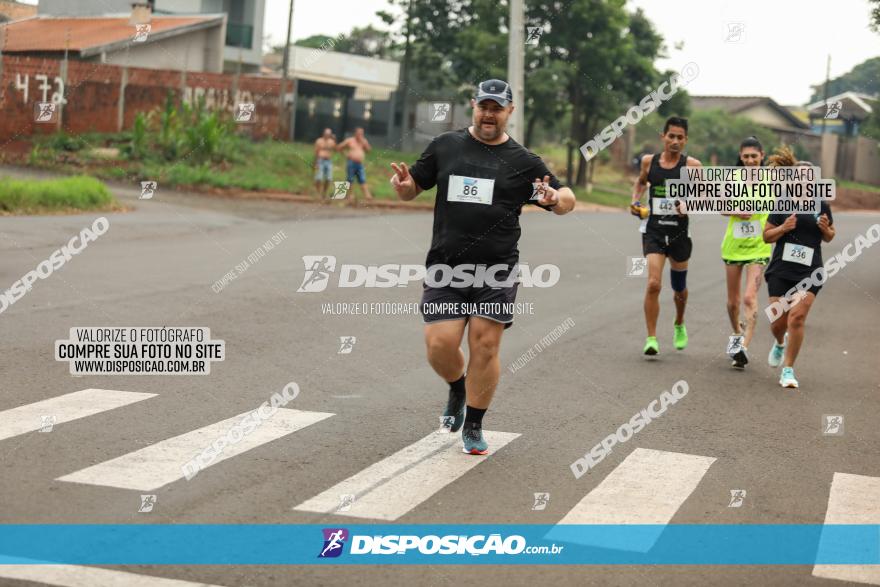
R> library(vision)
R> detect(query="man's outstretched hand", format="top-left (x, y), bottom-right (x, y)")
top-left (533, 175), bottom-right (559, 207)
top-left (390, 162), bottom-right (418, 199)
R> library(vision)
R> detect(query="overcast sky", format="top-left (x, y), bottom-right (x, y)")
top-left (264, 0), bottom-right (879, 105)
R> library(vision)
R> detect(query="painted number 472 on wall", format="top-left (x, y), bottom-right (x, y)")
top-left (16, 73), bottom-right (66, 105)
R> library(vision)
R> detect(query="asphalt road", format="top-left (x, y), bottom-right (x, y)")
top-left (1, 172), bottom-right (878, 586)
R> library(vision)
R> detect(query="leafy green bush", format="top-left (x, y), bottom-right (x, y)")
top-left (126, 92), bottom-right (238, 164)
top-left (47, 132), bottom-right (87, 152)
top-left (126, 112), bottom-right (148, 159)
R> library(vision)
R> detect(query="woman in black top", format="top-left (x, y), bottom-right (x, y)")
top-left (762, 147), bottom-right (835, 389)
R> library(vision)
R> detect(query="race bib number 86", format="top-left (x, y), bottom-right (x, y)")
top-left (448, 175), bottom-right (494, 205)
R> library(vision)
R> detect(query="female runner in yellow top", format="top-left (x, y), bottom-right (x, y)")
top-left (720, 137), bottom-right (772, 368)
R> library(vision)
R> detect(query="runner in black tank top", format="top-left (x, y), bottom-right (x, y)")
top-left (630, 117), bottom-right (702, 356)
top-left (646, 152), bottom-right (689, 236)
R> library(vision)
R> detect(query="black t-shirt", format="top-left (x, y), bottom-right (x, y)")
top-left (409, 128), bottom-right (562, 268)
top-left (765, 202), bottom-right (833, 280)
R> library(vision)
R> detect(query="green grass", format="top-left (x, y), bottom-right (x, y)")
top-left (536, 143), bottom-right (630, 208)
top-left (136, 139), bottom-right (439, 200)
top-left (35, 137), bottom-right (438, 202)
top-left (571, 187), bottom-right (630, 207)
top-left (0, 175), bottom-right (118, 215)
top-left (26, 133), bottom-right (636, 208)
top-left (838, 179), bottom-right (880, 194)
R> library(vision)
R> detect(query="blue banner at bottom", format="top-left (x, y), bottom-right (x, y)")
top-left (0, 525), bottom-right (878, 565)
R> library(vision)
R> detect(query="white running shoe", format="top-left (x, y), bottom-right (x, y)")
top-left (768, 333), bottom-right (787, 368)
top-left (779, 366), bottom-right (799, 388)
top-left (727, 334), bottom-right (744, 358)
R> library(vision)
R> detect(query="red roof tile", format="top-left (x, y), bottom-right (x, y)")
top-left (0, 16), bottom-right (221, 53)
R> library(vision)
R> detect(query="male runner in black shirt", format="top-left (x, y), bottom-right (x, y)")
top-left (630, 117), bottom-right (701, 356)
top-left (389, 79), bottom-right (576, 455)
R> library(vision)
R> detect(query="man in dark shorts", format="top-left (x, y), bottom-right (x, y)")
top-left (630, 116), bottom-right (702, 356)
top-left (762, 155), bottom-right (835, 388)
top-left (389, 79), bottom-right (575, 455)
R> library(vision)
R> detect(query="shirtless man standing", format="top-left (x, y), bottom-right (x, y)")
top-left (337, 127), bottom-right (373, 204)
top-left (313, 128), bottom-right (336, 198)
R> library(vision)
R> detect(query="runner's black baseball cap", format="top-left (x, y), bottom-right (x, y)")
top-left (474, 79), bottom-right (513, 106)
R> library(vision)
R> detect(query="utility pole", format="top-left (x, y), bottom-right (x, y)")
top-left (399, 0), bottom-right (414, 150)
top-left (59, 27), bottom-right (70, 133)
top-left (821, 54), bottom-right (831, 134)
top-left (507, 0), bottom-right (524, 141)
top-left (280, 0), bottom-right (296, 140)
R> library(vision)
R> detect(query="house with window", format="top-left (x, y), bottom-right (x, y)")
top-left (267, 46), bottom-right (400, 145)
top-left (37, 0), bottom-right (265, 73)
top-left (154, 0), bottom-right (266, 73)
top-left (2, 9), bottom-right (225, 72)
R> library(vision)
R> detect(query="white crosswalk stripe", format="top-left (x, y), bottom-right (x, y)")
top-left (812, 472), bottom-right (880, 585)
top-left (546, 447), bottom-right (716, 551)
top-left (0, 389), bottom-right (156, 442)
top-left (293, 429), bottom-right (520, 520)
top-left (6, 386), bottom-right (874, 581)
top-left (0, 560), bottom-right (226, 587)
top-left (57, 408), bottom-right (334, 491)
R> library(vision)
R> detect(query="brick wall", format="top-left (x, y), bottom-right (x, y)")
top-left (0, 55), bottom-right (291, 142)
top-left (0, 1), bottom-right (36, 22)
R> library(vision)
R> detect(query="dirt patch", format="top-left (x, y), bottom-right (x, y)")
top-left (174, 184), bottom-right (436, 211)
top-left (835, 186), bottom-right (880, 211)
top-left (0, 139), bottom-right (34, 163)
top-left (0, 202), bottom-right (129, 217)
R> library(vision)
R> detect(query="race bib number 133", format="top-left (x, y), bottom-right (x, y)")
top-left (733, 220), bottom-right (761, 239)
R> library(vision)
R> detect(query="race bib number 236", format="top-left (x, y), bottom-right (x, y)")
top-left (448, 175), bottom-right (494, 205)
top-left (782, 243), bottom-right (814, 266)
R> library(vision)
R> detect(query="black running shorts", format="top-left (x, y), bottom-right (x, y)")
top-left (421, 282), bottom-right (519, 329)
top-left (642, 231), bottom-right (692, 262)
top-left (766, 275), bottom-right (822, 299)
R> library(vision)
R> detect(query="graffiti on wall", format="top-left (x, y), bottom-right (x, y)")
top-left (14, 74), bottom-right (66, 105)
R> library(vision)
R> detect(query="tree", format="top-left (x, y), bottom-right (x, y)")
top-left (859, 98), bottom-right (880, 141)
top-left (379, 0), bottom-right (508, 149)
top-left (528, 1), bottom-right (667, 186)
top-left (336, 26), bottom-right (398, 59)
top-left (640, 109), bottom-right (777, 166)
top-left (380, 0), bottom-right (463, 94)
top-left (656, 69), bottom-right (691, 118)
top-left (291, 34), bottom-right (336, 50)
top-left (808, 57), bottom-right (880, 103)
top-left (523, 57), bottom-right (569, 147)
top-left (292, 27), bottom-right (397, 60)
top-left (376, 0), bottom-right (670, 167)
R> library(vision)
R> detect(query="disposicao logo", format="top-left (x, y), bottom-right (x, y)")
top-left (318, 528), bottom-right (348, 558)
top-left (298, 256), bottom-right (337, 293)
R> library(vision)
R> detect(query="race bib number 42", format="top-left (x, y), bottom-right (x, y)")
top-left (782, 242), bottom-right (814, 266)
top-left (733, 220), bottom-right (761, 239)
top-left (652, 198), bottom-right (677, 215)
top-left (448, 175), bottom-right (494, 205)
